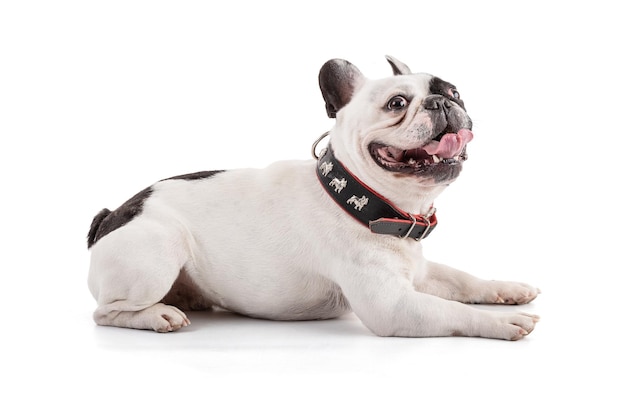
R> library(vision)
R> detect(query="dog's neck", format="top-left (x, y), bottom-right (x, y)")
top-left (316, 145), bottom-right (439, 241)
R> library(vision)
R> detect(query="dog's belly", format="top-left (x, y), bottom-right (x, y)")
top-left (150, 160), bottom-right (353, 320)
top-left (200, 269), bottom-right (352, 320)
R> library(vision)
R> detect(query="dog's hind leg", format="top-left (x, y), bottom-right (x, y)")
top-left (88, 221), bottom-right (192, 332)
top-left (93, 302), bottom-right (190, 332)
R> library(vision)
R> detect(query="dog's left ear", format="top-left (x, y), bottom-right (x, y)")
top-left (319, 59), bottom-right (364, 118)
top-left (385, 55), bottom-right (412, 75)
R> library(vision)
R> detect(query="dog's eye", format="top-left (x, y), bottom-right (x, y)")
top-left (387, 96), bottom-right (407, 111)
top-left (451, 89), bottom-right (460, 99)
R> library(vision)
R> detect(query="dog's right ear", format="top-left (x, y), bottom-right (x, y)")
top-left (318, 59), bottom-right (364, 118)
top-left (385, 55), bottom-right (412, 75)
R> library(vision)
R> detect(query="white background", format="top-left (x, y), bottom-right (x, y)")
top-left (1, 1), bottom-right (624, 406)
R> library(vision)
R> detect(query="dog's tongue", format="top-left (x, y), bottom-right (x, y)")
top-left (423, 129), bottom-right (474, 158)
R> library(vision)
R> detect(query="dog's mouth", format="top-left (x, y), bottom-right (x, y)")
top-left (369, 129), bottom-right (474, 175)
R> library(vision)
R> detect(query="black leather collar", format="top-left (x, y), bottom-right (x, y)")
top-left (316, 144), bottom-right (437, 241)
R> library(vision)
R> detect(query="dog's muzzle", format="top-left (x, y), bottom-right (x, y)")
top-left (369, 96), bottom-right (473, 181)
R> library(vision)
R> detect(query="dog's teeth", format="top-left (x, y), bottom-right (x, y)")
top-left (432, 154), bottom-right (441, 163)
top-left (453, 155), bottom-right (460, 161)
top-left (408, 158), bottom-right (416, 165)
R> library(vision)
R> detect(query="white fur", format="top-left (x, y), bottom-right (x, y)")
top-left (88, 59), bottom-right (539, 339)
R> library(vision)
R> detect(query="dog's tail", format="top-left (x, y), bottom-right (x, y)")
top-left (87, 208), bottom-right (111, 249)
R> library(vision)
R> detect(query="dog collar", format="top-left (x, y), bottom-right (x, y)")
top-left (315, 143), bottom-right (437, 241)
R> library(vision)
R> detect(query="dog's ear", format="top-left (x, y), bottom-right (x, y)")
top-left (385, 55), bottom-right (412, 75)
top-left (318, 59), bottom-right (364, 118)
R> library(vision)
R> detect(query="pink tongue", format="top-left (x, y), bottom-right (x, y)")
top-left (423, 129), bottom-right (474, 159)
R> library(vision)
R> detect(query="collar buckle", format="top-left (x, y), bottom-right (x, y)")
top-left (415, 207), bottom-right (436, 242)
top-left (402, 214), bottom-right (418, 239)
top-left (403, 207), bottom-right (436, 241)
top-left (414, 214), bottom-right (432, 242)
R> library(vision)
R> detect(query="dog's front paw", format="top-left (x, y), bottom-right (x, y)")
top-left (491, 312), bottom-right (540, 341)
top-left (482, 281), bottom-right (540, 305)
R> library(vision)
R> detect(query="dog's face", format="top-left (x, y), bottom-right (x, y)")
top-left (319, 56), bottom-right (473, 187)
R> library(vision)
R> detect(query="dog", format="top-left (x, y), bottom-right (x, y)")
top-left (87, 56), bottom-right (539, 340)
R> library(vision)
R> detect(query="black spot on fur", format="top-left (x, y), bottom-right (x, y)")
top-left (87, 208), bottom-right (112, 248)
top-left (319, 59), bottom-right (363, 118)
top-left (429, 76), bottom-right (465, 110)
top-left (87, 170), bottom-right (225, 249)
top-left (86, 187), bottom-right (153, 249)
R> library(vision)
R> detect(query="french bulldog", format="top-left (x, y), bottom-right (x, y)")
top-left (87, 56), bottom-right (539, 340)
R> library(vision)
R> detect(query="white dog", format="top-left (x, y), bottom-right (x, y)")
top-left (87, 56), bottom-right (539, 340)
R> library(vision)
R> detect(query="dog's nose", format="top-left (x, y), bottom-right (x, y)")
top-left (423, 95), bottom-right (452, 111)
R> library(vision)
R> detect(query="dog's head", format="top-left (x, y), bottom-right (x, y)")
top-left (319, 56), bottom-right (473, 197)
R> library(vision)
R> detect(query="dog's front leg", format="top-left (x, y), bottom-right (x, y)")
top-left (335, 265), bottom-right (537, 340)
top-left (414, 261), bottom-right (540, 305)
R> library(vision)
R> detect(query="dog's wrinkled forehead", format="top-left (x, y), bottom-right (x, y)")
top-left (365, 73), bottom-right (432, 103)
